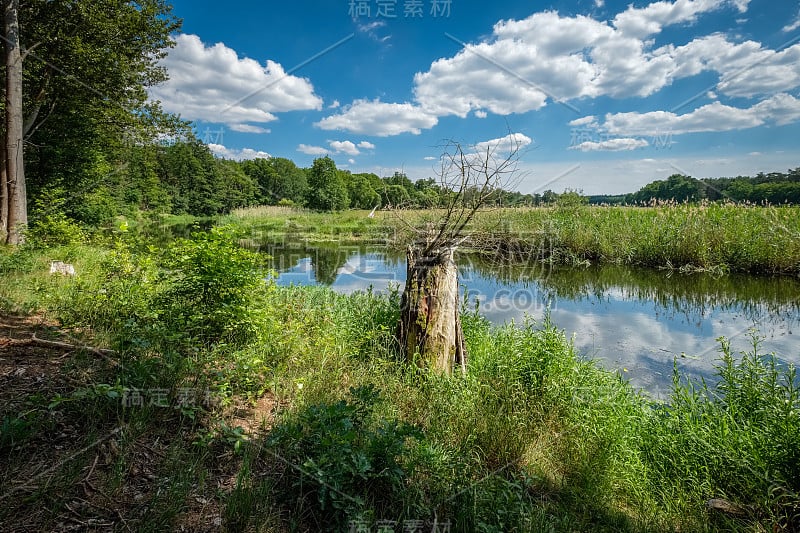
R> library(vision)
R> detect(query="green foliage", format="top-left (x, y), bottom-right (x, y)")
top-left (643, 335), bottom-right (800, 527)
top-left (23, 0), bottom-right (183, 221)
top-left (26, 213), bottom-right (86, 247)
top-left (625, 168), bottom-right (800, 205)
top-left (629, 174), bottom-right (705, 204)
top-left (306, 156), bottom-right (349, 211)
top-left (345, 172), bottom-right (381, 209)
top-left (25, 188), bottom-right (86, 247)
top-left (158, 227), bottom-right (269, 346)
top-left (241, 157), bottom-right (308, 205)
top-left (0, 414), bottom-right (35, 452)
top-left (72, 186), bottom-right (120, 226)
top-left (266, 385), bottom-right (423, 529)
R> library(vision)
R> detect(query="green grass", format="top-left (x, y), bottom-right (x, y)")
top-left (224, 205), bottom-right (395, 247)
top-left (227, 203), bottom-right (800, 275)
top-left (1, 232), bottom-right (798, 531)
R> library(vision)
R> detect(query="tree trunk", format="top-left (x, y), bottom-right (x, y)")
top-left (398, 245), bottom-right (467, 375)
top-left (4, 0), bottom-right (26, 244)
top-left (0, 143), bottom-right (7, 240)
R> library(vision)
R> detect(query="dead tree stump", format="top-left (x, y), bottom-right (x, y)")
top-left (398, 245), bottom-right (466, 375)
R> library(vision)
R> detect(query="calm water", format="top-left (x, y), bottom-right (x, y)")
top-left (261, 242), bottom-right (799, 398)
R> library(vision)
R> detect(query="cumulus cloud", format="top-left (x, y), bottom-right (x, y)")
top-left (297, 144), bottom-right (329, 155)
top-left (611, 0), bottom-right (735, 39)
top-left (671, 34), bottom-right (800, 98)
top-left (329, 140), bottom-right (360, 155)
top-left (317, 0), bottom-right (798, 137)
top-left (474, 133), bottom-right (533, 154)
top-left (601, 93), bottom-right (800, 136)
top-left (150, 34), bottom-right (322, 130)
top-left (208, 143), bottom-right (271, 160)
top-left (315, 99), bottom-right (438, 136)
top-left (357, 141), bottom-right (376, 149)
top-left (570, 138), bottom-right (649, 151)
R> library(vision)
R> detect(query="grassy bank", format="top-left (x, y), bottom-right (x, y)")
top-left (227, 203), bottom-right (800, 275)
top-left (1, 232), bottom-right (798, 531)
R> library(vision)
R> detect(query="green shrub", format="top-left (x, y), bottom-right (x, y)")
top-left (26, 212), bottom-right (86, 247)
top-left (158, 226), bottom-right (271, 347)
top-left (265, 385), bottom-right (423, 530)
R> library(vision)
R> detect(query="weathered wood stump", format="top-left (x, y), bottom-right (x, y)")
top-left (397, 244), bottom-right (466, 375)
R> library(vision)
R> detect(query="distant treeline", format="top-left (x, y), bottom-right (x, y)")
top-left (62, 137), bottom-right (560, 224)
top-left (42, 134), bottom-right (800, 228)
top-left (588, 170), bottom-right (800, 205)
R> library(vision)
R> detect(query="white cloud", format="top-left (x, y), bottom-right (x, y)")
top-left (611, 0), bottom-right (736, 39)
top-left (602, 93), bottom-right (800, 135)
top-left (208, 143), bottom-right (271, 160)
top-left (569, 115), bottom-right (598, 127)
top-left (357, 20), bottom-right (391, 43)
top-left (357, 141), bottom-right (376, 149)
top-left (730, 0), bottom-right (750, 12)
top-left (595, 0), bottom-right (604, 7)
top-left (474, 133), bottom-right (533, 154)
top-left (672, 34), bottom-right (800, 97)
top-left (423, 156), bottom-right (437, 161)
top-left (150, 34), bottom-right (322, 129)
top-left (358, 21), bottom-right (385, 32)
top-left (320, 0), bottom-right (797, 137)
top-left (570, 138), bottom-right (649, 151)
top-left (348, 158), bottom-right (356, 164)
top-left (329, 140), bottom-right (360, 155)
top-left (297, 144), bottom-right (329, 155)
top-left (784, 9), bottom-right (800, 32)
top-left (329, 99), bottom-right (341, 109)
top-left (229, 124), bottom-right (270, 134)
top-left (315, 99), bottom-right (438, 136)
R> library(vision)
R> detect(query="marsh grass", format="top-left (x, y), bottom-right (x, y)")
top-left (226, 203), bottom-right (800, 275)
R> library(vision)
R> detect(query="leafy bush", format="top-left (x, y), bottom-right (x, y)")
top-left (265, 385), bottom-right (423, 529)
top-left (26, 212), bottom-right (86, 247)
top-left (157, 226), bottom-right (270, 346)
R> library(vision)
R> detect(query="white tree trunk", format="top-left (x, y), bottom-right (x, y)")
top-left (4, 0), bottom-right (26, 244)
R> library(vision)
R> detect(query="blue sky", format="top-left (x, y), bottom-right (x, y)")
top-left (150, 0), bottom-right (800, 194)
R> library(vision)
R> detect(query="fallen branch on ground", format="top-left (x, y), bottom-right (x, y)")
top-left (30, 332), bottom-right (115, 355)
top-left (29, 333), bottom-right (118, 366)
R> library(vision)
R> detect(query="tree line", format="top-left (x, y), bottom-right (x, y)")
top-left (589, 170), bottom-right (800, 205)
top-left (105, 144), bottom-right (548, 218)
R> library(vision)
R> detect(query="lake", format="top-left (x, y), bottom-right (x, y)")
top-left (261, 241), bottom-right (799, 398)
